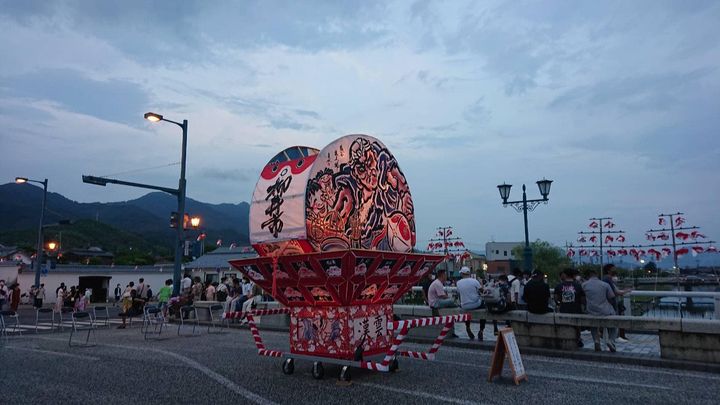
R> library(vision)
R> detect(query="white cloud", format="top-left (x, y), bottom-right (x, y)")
top-left (1, 1), bottom-right (719, 248)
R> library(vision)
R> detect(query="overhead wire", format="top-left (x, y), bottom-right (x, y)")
top-left (100, 162), bottom-right (180, 178)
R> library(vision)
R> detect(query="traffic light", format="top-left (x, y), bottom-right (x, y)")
top-left (170, 212), bottom-right (180, 228)
top-left (170, 212), bottom-right (199, 230)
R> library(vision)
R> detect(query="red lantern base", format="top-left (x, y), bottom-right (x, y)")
top-left (290, 304), bottom-right (393, 360)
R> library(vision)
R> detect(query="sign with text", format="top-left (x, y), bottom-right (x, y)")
top-left (488, 327), bottom-right (528, 385)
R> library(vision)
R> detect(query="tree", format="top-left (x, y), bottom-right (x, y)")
top-left (643, 261), bottom-right (658, 275)
top-left (512, 240), bottom-right (572, 284)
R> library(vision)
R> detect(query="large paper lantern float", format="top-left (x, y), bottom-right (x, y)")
top-left (227, 135), bottom-right (469, 381)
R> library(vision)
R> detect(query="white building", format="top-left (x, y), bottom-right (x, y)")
top-left (485, 242), bottom-right (523, 261)
top-left (3, 246), bottom-right (259, 304)
top-left (485, 242), bottom-right (523, 275)
top-left (13, 264), bottom-right (174, 304)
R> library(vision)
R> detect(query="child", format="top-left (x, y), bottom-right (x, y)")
top-left (75, 289), bottom-right (87, 311)
top-left (157, 279), bottom-right (173, 318)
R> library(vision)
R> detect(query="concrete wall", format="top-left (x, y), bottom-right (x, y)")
top-left (429, 307), bottom-right (720, 364)
top-left (17, 271), bottom-right (171, 303)
top-left (659, 319), bottom-right (720, 363)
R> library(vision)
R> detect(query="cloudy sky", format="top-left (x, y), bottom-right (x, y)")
top-left (1, 0), bottom-right (719, 253)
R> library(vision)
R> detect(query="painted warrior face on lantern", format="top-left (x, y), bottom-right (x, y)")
top-left (350, 138), bottom-right (380, 190)
top-left (305, 135), bottom-right (416, 252)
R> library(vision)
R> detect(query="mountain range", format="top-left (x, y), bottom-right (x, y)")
top-left (0, 182), bottom-right (249, 257)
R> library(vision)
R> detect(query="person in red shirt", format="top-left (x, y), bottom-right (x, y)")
top-left (10, 283), bottom-right (21, 311)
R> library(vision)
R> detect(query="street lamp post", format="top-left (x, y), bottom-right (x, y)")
top-left (497, 179), bottom-right (553, 273)
top-left (83, 112), bottom-right (188, 296)
top-left (15, 177), bottom-right (48, 288)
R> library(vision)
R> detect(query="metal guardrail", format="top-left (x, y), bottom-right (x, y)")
top-left (406, 286), bottom-right (720, 319)
top-left (624, 291), bottom-right (720, 319)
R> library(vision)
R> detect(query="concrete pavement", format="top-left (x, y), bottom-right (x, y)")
top-left (2, 324), bottom-right (718, 404)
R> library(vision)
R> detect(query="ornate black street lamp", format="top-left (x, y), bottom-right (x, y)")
top-left (497, 179), bottom-right (553, 272)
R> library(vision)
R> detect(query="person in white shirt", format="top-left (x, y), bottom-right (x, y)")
top-left (508, 268), bottom-right (522, 308)
top-left (54, 286), bottom-right (66, 312)
top-left (181, 274), bottom-right (192, 295)
top-left (516, 270), bottom-right (530, 309)
top-left (428, 270), bottom-right (455, 309)
top-left (0, 280), bottom-right (8, 310)
top-left (456, 267), bottom-right (487, 340)
top-left (241, 278), bottom-right (253, 297)
top-left (240, 283), bottom-right (262, 323)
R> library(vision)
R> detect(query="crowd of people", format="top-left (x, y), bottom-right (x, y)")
top-left (108, 274), bottom-right (263, 328)
top-left (0, 279), bottom-right (22, 311)
top-left (421, 263), bottom-right (631, 352)
top-left (0, 280), bottom-right (93, 313)
top-left (0, 272), bottom-right (263, 329)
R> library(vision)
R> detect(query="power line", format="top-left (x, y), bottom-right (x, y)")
top-left (100, 162), bottom-right (180, 178)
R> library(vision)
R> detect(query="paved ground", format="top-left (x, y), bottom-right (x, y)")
top-left (2, 322), bottom-right (718, 404)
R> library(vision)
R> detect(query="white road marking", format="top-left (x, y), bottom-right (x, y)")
top-left (431, 359), bottom-right (672, 390)
top-left (102, 342), bottom-right (278, 405)
top-left (359, 382), bottom-right (486, 405)
top-left (529, 371), bottom-right (672, 390)
top-left (7, 347), bottom-right (99, 361)
top-left (411, 343), bottom-right (720, 381)
top-left (29, 335), bottom-right (276, 404)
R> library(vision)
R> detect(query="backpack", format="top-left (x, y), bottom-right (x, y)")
top-left (217, 289), bottom-right (228, 302)
top-left (485, 284), bottom-right (509, 314)
top-left (481, 286), bottom-right (502, 304)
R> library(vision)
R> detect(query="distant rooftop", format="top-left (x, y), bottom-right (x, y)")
top-left (185, 246), bottom-right (257, 270)
top-left (31, 264), bottom-right (172, 274)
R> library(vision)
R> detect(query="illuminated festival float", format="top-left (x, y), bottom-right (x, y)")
top-left (227, 135), bottom-right (469, 381)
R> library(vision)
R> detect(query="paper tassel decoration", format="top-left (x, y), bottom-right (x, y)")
top-left (647, 249), bottom-right (662, 261)
top-left (691, 231), bottom-right (706, 239)
top-left (675, 247), bottom-right (689, 257)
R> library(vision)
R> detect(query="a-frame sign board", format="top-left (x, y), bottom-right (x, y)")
top-left (487, 327), bottom-right (528, 385)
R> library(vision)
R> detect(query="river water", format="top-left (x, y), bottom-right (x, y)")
top-left (631, 285), bottom-right (718, 320)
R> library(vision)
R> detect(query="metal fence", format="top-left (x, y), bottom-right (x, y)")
top-left (403, 286), bottom-right (720, 320)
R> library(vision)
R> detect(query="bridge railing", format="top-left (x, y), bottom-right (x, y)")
top-left (403, 286), bottom-right (720, 319)
top-left (624, 290), bottom-right (720, 320)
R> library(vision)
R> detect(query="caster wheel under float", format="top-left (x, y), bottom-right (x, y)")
top-left (282, 358), bottom-right (294, 375)
top-left (389, 358), bottom-right (399, 372)
top-left (339, 365), bottom-right (351, 382)
top-left (312, 361), bottom-right (324, 380)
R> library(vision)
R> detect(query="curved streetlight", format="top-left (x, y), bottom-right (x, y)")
top-left (15, 176), bottom-right (48, 288)
top-left (83, 112), bottom-right (189, 296)
top-left (497, 178), bottom-right (553, 272)
top-left (144, 111), bottom-right (189, 296)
